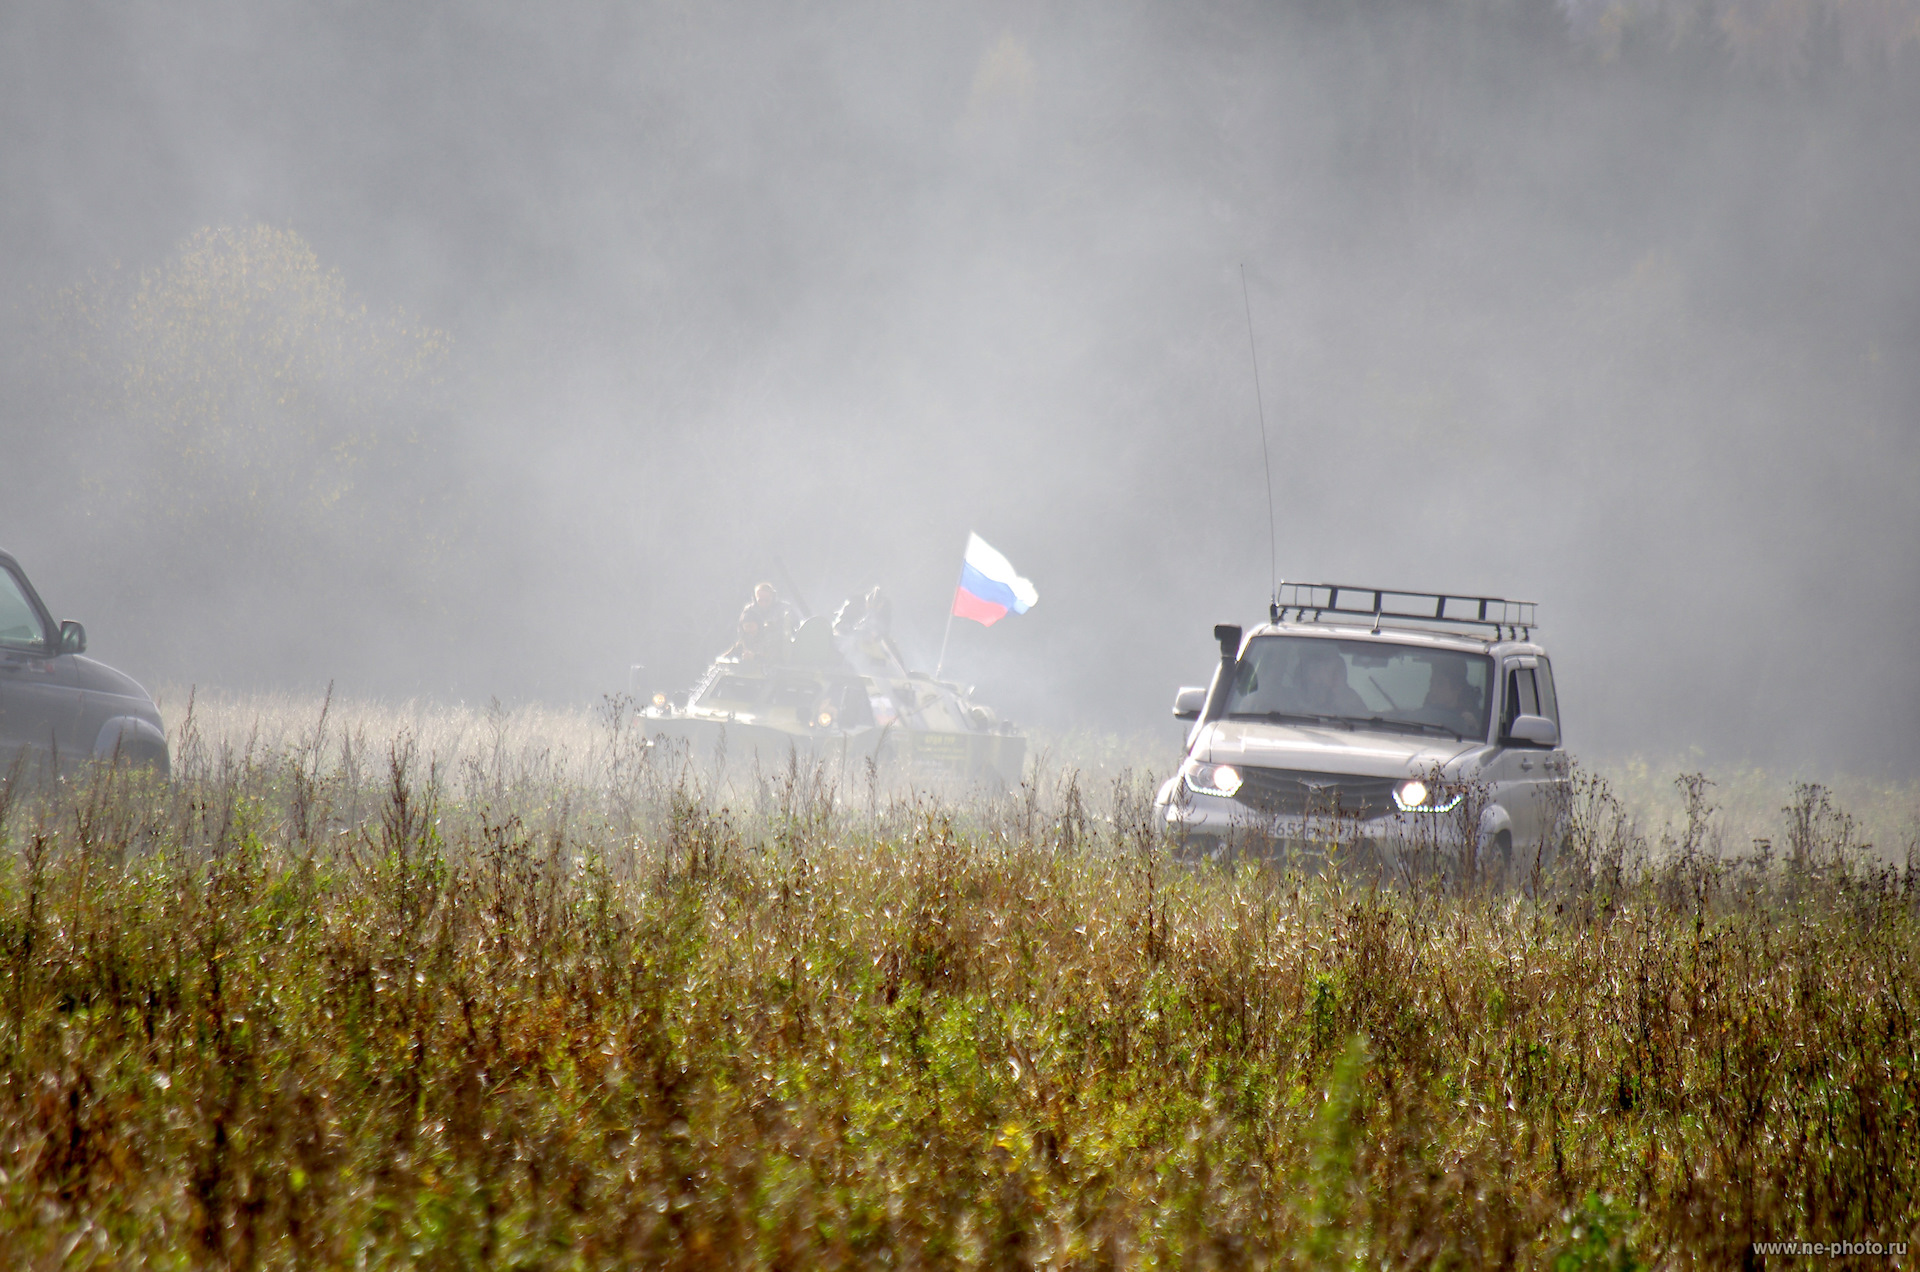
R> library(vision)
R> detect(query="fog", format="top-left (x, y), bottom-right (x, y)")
top-left (2, 0), bottom-right (1916, 774)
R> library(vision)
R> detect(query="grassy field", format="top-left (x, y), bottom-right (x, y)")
top-left (0, 692), bottom-right (1916, 1268)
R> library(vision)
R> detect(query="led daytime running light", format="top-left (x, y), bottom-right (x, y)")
top-left (1182, 760), bottom-right (1244, 798)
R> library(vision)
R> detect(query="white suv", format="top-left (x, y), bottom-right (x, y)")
top-left (1154, 583), bottom-right (1567, 872)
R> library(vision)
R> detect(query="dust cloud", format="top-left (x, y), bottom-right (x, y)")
top-left (2, 1), bottom-right (1915, 774)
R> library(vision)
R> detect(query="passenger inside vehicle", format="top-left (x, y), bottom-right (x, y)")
top-left (1292, 645), bottom-right (1369, 716)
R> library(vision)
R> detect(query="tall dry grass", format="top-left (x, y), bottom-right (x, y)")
top-left (0, 691), bottom-right (1914, 1267)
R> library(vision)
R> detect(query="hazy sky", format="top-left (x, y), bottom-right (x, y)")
top-left (3, 0), bottom-right (1916, 774)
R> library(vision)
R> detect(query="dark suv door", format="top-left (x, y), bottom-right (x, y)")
top-left (0, 560), bottom-right (82, 766)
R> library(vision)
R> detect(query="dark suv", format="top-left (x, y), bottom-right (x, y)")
top-left (0, 551), bottom-right (168, 776)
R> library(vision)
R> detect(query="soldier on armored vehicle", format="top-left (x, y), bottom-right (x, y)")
top-left (642, 579), bottom-right (1025, 789)
top-left (833, 585), bottom-right (906, 676)
top-left (740, 583), bottom-right (797, 644)
top-left (724, 614), bottom-right (772, 662)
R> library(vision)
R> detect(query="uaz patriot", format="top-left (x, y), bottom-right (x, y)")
top-left (1155, 583), bottom-right (1566, 875)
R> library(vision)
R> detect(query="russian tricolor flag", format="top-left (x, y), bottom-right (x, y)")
top-left (952, 532), bottom-right (1038, 627)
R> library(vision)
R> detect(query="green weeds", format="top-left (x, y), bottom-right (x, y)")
top-left (0, 698), bottom-right (1914, 1267)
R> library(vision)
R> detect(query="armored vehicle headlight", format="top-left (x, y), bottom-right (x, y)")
top-left (1181, 759), bottom-right (1243, 798)
top-left (1393, 779), bottom-right (1462, 812)
top-left (652, 692), bottom-right (668, 708)
top-left (816, 708), bottom-right (836, 728)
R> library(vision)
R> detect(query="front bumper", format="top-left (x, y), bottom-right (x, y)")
top-left (1153, 780), bottom-right (1470, 861)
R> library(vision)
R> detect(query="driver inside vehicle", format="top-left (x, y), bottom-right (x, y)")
top-left (1416, 657), bottom-right (1484, 739)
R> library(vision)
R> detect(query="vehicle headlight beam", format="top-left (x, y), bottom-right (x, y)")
top-left (1394, 778), bottom-right (1462, 812)
top-left (1180, 759), bottom-right (1243, 798)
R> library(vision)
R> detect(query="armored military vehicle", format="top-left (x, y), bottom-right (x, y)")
top-left (640, 615), bottom-right (1025, 790)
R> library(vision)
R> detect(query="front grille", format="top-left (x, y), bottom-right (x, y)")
top-left (1231, 767), bottom-right (1400, 819)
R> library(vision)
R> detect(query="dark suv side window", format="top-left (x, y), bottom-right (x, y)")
top-left (0, 568), bottom-right (47, 650)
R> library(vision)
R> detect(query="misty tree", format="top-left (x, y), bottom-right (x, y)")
top-left (42, 226), bottom-right (451, 590)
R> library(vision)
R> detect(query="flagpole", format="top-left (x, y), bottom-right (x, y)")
top-left (934, 536), bottom-right (966, 678)
top-left (934, 579), bottom-right (958, 678)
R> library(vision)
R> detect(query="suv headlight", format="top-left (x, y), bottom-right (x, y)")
top-left (1181, 759), bottom-right (1243, 798)
top-left (1393, 778), bottom-right (1462, 812)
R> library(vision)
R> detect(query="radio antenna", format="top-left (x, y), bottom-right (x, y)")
top-left (1240, 264), bottom-right (1280, 623)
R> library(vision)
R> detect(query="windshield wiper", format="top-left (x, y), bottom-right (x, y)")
top-left (1224, 707), bottom-right (1469, 741)
top-left (1226, 710), bottom-right (1356, 729)
top-left (1357, 716), bottom-right (1465, 741)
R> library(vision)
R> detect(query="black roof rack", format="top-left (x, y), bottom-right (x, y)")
top-left (1272, 582), bottom-right (1536, 639)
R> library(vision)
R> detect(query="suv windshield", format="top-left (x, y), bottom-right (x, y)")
top-left (0, 568), bottom-right (46, 650)
top-left (1223, 636), bottom-right (1492, 741)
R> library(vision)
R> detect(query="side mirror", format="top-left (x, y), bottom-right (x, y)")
top-left (1172, 686), bottom-right (1207, 720)
top-left (58, 620), bottom-right (86, 655)
top-left (1506, 713), bottom-right (1558, 747)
